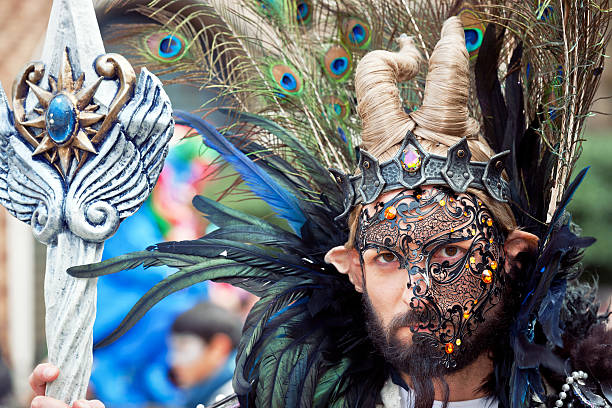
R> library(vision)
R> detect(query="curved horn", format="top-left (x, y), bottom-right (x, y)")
top-left (355, 34), bottom-right (421, 154)
top-left (410, 17), bottom-right (479, 138)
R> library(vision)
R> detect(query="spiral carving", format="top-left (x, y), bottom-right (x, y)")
top-left (31, 201), bottom-right (62, 244)
top-left (66, 200), bottom-right (120, 243)
top-left (93, 53), bottom-right (136, 143)
top-left (13, 62), bottom-right (46, 149)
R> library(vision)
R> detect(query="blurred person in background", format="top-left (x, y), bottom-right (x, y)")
top-left (0, 353), bottom-right (13, 407)
top-left (169, 301), bottom-right (241, 408)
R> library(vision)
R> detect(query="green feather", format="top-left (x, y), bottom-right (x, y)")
top-left (67, 251), bottom-right (202, 278)
top-left (192, 195), bottom-right (276, 230)
top-left (95, 258), bottom-right (264, 348)
top-left (313, 357), bottom-right (351, 408)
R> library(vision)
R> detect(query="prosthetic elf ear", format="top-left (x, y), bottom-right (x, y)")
top-left (503, 229), bottom-right (539, 272)
top-left (325, 246), bottom-right (364, 293)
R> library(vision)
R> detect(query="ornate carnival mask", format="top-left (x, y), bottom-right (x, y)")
top-left (356, 186), bottom-right (505, 367)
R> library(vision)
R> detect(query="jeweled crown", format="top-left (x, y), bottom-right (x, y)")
top-left (331, 131), bottom-right (510, 220)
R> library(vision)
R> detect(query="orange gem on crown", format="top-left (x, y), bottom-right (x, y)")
top-left (445, 343), bottom-right (454, 354)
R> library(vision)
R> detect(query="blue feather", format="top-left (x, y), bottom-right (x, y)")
top-left (537, 279), bottom-right (567, 347)
top-left (268, 296), bottom-right (309, 322)
top-left (174, 110), bottom-right (306, 235)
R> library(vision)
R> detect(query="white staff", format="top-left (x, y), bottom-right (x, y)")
top-left (0, 0), bottom-right (173, 403)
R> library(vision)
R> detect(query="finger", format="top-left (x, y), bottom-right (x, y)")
top-left (31, 396), bottom-right (68, 408)
top-left (89, 400), bottom-right (105, 408)
top-left (29, 364), bottom-right (59, 396)
top-left (72, 400), bottom-right (105, 408)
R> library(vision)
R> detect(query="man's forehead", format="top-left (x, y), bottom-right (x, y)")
top-left (358, 186), bottom-right (494, 246)
top-left (362, 186), bottom-right (474, 216)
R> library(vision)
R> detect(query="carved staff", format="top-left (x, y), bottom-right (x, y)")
top-left (0, 0), bottom-right (173, 403)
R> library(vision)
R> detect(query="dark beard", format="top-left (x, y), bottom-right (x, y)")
top-left (363, 293), bottom-right (445, 408)
top-left (362, 291), bottom-right (512, 408)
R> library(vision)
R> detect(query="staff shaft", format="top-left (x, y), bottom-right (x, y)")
top-left (44, 231), bottom-right (102, 403)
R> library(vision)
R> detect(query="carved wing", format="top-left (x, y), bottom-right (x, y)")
top-left (65, 68), bottom-right (173, 242)
top-left (0, 85), bottom-right (64, 244)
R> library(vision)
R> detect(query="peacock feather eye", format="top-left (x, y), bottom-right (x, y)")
top-left (268, 63), bottom-right (303, 97)
top-left (458, 7), bottom-right (486, 60)
top-left (325, 96), bottom-right (350, 121)
top-left (256, 0), bottom-right (281, 15)
top-left (144, 31), bottom-right (188, 63)
top-left (322, 44), bottom-right (353, 82)
top-left (543, 65), bottom-right (564, 122)
top-left (340, 17), bottom-right (371, 49)
top-left (337, 125), bottom-right (347, 143)
top-left (536, 0), bottom-right (555, 21)
top-left (336, 123), bottom-right (353, 153)
top-left (296, 0), bottom-right (312, 25)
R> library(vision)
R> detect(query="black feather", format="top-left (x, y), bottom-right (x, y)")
top-left (475, 23), bottom-right (507, 153)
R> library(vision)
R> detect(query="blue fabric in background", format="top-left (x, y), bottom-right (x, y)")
top-left (184, 351), bottom-right (236, 407)
top-left (91, 202), bottom-right (208, 407)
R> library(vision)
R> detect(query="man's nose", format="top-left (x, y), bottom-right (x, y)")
top-left (405, 262), bottom-right (430, 288)
top-left (403, 262), bottom-right (430, 304)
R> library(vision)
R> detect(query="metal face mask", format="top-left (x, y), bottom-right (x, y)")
top-left (356, 187), bottom-right (505, 368)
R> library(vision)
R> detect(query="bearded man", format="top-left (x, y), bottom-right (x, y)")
top-left (29, 13), bottom-right (611, 408)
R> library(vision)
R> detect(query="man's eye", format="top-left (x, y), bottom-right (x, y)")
top-left (442, 246), bottom-right (458, 257)
top-left (432, 245), bottom-right (465, 262)
top-left (376, 252), bottom-right (397, 264)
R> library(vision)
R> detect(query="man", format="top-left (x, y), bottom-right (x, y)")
top-left (169, 301), bottom-right (241, 407)
top-left (325, 186), bottom-right (537, 408)
top-left (29, 11), bottom-right (611, 408)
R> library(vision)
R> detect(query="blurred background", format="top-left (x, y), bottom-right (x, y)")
top-left (0, 1), bottom-right (609, 406)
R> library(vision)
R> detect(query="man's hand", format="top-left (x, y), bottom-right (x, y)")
top-left (29, 363), bottom-right (105, 408)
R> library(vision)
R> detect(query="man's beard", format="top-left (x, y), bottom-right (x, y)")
top-left (363, 290), bottom-right (513, 408)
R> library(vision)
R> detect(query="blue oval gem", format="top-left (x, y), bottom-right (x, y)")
top-left (46, 94), bottom-right (76, 144)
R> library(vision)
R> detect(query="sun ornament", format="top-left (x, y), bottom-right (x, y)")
top-left (16, 50), bottom-right (105, 175)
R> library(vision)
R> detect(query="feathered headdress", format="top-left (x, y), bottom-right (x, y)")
top-left (74, 1), bottom-right (611, 407)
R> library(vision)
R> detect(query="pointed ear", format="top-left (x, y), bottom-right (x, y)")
top-left (325, 246), bottom-right (364, 293)
top-left (504, 229), bottom-right (539, 272)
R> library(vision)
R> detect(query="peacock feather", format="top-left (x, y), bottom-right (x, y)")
top-left (88, 1), bottom-right (610, 406)
top-left (100, 0), bottom-right (608, 205)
